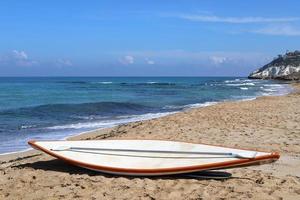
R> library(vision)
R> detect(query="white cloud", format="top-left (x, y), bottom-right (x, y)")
top-left (145, 58), bottom-right (155, 65)
top-left (253, 25), bottom-right (300, 36)
top-left (120, 55), bottom-right (134, 64)
top-left (5, 50), bottom-right (38, 66)
top-left (209, 56), bottom-right (227, 65)
top-left (12, 50), bottom-right (28, 60)
top-left (178, 14), bottom-right (300, 24)
top-left (0, 50), bottom-right (77, 67)
top-left (56, 59), bottom-right (73, 66)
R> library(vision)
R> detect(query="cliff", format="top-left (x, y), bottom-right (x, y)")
top-left (248, 51), bottom-right (300, 80)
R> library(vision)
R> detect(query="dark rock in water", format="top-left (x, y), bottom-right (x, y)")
top-left (248, 50), bottom-right (300, 80)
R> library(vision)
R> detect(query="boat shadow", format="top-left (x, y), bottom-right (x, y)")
top-left (14, 158), bottom-right (232, 180)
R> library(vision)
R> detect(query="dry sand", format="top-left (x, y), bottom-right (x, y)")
top-left (1, 83), bottom-right (300, 200)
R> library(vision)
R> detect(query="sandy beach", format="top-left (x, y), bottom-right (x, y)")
top-left (1, 83), bottom-right (300, 200)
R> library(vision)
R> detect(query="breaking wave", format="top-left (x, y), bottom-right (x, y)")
top-left (47, 112), bottom-right (177, 130)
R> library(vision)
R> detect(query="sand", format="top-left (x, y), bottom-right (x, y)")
top-left (0, 83), bottom-right (300, 200)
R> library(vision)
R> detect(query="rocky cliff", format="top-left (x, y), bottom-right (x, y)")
top-left (248, 51), bottom-right (300, 80)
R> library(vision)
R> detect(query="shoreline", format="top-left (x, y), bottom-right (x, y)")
top-left (0, 82), bottom-right (294, 159)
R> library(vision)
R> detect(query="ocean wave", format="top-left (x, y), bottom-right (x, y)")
top-left (20, 125), bottom-right (37, 129)
top-left (0, 101), bottom-right (155, 119)
top-left (146, 81), bottom-right (158, 84)
top-left (262, 88), bottom-right (276, 92)
top-left (259, 92), bottom-right (272, 96)
top-left (47, 112), bottom-right (177, 130)
top-left (96, 81), bottom-right (113, 84)
top-left (164, 101), bottom-right (218, 109)
top-left (47, 121), bottom-right (115, 130)
top-left (224, 79), bottom-right (240, 83)
top-left (239, 97), bottom-right (257, 101)
top-left (56, 81), bottom-right (88, 84)
top-left (230, 95), bottom-right (257, 100)
top-left (57, 81), bottom-right (114, 85)
top-left (240, 87), bottom-right (249, 90)
top-left (224, 79), bottom-right (259, 85)
top-left (120, 82), bottom-right (176, 86)
top-left (257, 83), bottom-right (292, 97)
top-left (263, 84), bottom-right (284, 87)
top-left (144, 82), bottom-right (175, 86)
top-left (226, 83), bottom-right (255, 86)
top-left (73, 115), bottom-right (109, 120)
top-left (185, 102), bottom-right (218, 108)
top-left (261, 84), bottom-right (291, 94)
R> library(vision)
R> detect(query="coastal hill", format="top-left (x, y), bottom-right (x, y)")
top-left (248, 51), bottom-right (300, 80)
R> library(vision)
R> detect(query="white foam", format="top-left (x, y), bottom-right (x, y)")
top-left (46, 112), bottom-right (177, 130)
top-left (163, 101), bottom-right (218, 110)
top-left (185, 101), bottom-right (218, 108)
top-left (146, 82), bottom-right (158, 84)
top-left (97, 82), bottom-right (112, 84)
top-left (224, 79), bottom-right (255, 83)
top-left (224, 80), bottom-right (234, 83)
top-left (239, 97), bottom-right (257, 101)
top-left (263, 88), bottom-right (276, 92)
top-left (163, 105), bottom-right (183, 109)
top-left (226, 83), bottom-right (255, 86)
top-left (259, 83), bottom-right (292, 96)
top-left (240, 87), bottom-right (249, 90)
top-left (47, 122), bottom-right (113, 130)
top-left (241, 79), bottom-right (255, 82)
top-left (263, 84), bottom-right (283, 87)
top-left (224, 79), bottom-right (241, 83)
top-left (21, 125), bottom-right (36, 129)
top-left (260, 92), bottom-right (272, 96)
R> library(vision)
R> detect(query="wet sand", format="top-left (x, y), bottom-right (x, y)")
top-left (1, 83), bottom-right (300, 200)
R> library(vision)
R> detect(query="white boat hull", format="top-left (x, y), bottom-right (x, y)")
top-left (28, 140), bottom-right (280, 176)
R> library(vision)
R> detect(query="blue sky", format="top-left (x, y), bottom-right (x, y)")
top-left (0, 0), bottom-right (300, 76)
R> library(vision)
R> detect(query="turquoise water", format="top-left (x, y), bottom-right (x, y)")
top-left (0, 77), bottom-right (292, 154)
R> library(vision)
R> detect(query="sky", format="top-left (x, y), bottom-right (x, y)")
top-left (0, 0), bottom-right (300, 77)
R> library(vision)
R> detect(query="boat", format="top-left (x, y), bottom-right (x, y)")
top-left (28, 139), bottom-right (279, 176)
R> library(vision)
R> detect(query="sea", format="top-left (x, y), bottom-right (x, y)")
top-left (0, 77), bottom-right (292, 154)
